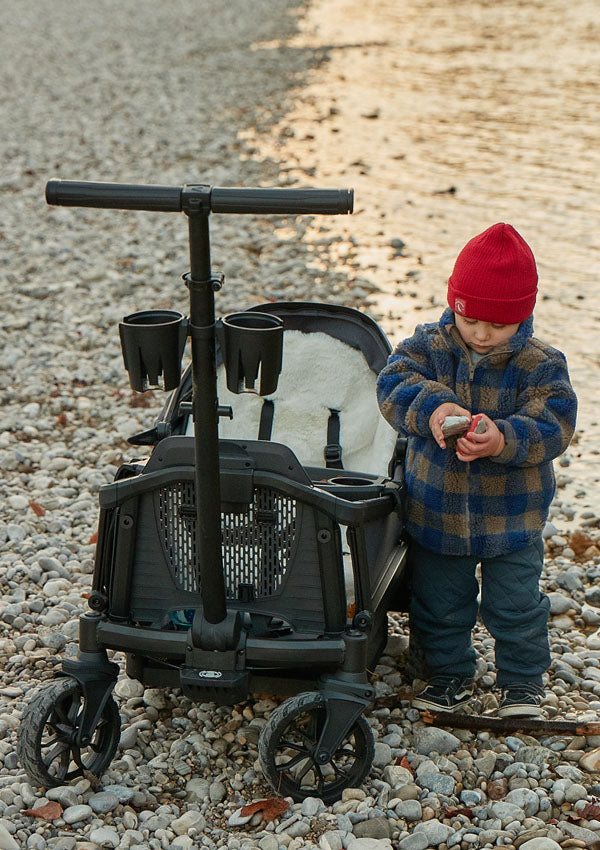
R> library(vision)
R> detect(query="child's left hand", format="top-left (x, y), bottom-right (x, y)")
top-left (456, 414), bottom-right (505, 461)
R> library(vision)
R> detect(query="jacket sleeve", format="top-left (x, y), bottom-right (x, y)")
top-left (491, 351), bottom-right (577, 468)
top-left (377, 325), bottom-right (463, 436)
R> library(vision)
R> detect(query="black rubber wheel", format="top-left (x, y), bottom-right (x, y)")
top-left (258, 691), bottom-right (375, 804)
top-left (17, 677), bottom-right (121, 788)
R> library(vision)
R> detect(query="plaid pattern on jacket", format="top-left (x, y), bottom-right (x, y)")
top-left (377, 309), bottom-right (577, 557)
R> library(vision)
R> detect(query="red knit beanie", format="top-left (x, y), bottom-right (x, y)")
top-left (447, 223), bottom-right (538, 324)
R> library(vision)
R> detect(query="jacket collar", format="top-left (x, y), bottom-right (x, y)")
top-left (439, 308), bottom-right (534, 362)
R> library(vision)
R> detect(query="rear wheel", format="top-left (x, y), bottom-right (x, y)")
top-left (258, 691), bottom-right (374, 804)
top-left (17, 677), bottom-right (120, 788)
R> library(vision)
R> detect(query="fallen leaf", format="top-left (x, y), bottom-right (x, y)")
top-left (580, 803), bottom-right (600, 820)
top-left (129, 391), bottom-right (154, 408)
top-left (89, 531), bottom-right (98, 544)
top-left (23, 801), bottom-right (63, 820)
top-left (443, 806), bottom-right (473, 818)
top-left (569, 529), bottom-right (595, 556)
top-left (393, 755), bottom-right (414, 772)
top-left (240, 797), bottom-right (289, 822)
top-left (29, 500), bottom-right (46, 517)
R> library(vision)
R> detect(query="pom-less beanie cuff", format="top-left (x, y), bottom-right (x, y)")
top-left (448, 287), bottom-right (538, 324)
top-left (447, 223), bottom-right (538, 324)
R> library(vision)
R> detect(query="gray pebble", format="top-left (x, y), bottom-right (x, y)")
top-left (413, 726), bottom-right (461, 755)
top-left (209, 780), bottom-right (227, 802)
top-left (62, 804), bottom-right (93, 824)
top-left (395, 799), bottom-right (422, 821)
top-left (88, 791), bottom-right (120, 814)
top-left (372, 742), bottom-right (393, 767)
top-left (88, 827), bottom-right (120, 849)
top-left (412, 818), bottom-right (455, 845)
top-left (398, 834), bottom-right (429, 850)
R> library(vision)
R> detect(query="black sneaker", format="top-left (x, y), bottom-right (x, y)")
top-left (498, 684), bottom-right (545, 718)
top-left (412, 675), bottom-right (474, 712)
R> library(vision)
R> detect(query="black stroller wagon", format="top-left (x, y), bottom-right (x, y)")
top-left (18, 180), bottom-right (408, 804)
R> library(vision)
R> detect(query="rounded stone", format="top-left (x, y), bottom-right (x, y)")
top-left (258, 837), bottom-right (279, 850)
top-left (564, 782), bottom-right (587, 802)
top-left (172, 810), bottom-right (206, 835)
top-left (88, 791), bottom-right (119, 814)
top-left (209, 780), bottom-right (227, 802)
top-left (88, 828), bottom-right (119, 849)
top-left (505, 788), bottom-right (540, 816)
top-left (395, 799), bottom-right (422, 822)
top-left (383, 765), bottom-right (413, 788)
top-left (352, 817), bottom-right (392, 840)
top-left (373, 742), bottom-right (393, 767)
top-left (412, 818), bottom-right (455, 845)
top-left (45, 787), bottom-right (79, 808)
top-left (113, 678), bottom-right (144, 699)
top-left (413, 727), bottom-right (461, 755)
top-left (62, 804), bottom-right (93, 824)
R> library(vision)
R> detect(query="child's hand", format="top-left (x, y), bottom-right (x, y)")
top-left (429, 402), bottom-right (472, 449)
top-left (456, 414), bottom-right (505, 461)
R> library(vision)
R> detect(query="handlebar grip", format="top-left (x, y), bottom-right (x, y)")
top-left (210, 187), bottom-right (353, 215)
top-left (45, 180), bottom-right (354, 216)
top-left (46, 180), bottom-right (183, 212)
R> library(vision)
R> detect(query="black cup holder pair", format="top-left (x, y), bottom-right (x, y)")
top-left (119, 310), bottom-right (283, 395)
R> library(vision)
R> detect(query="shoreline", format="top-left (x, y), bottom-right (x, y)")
top-left (244, 0), bottom-right (600, 533)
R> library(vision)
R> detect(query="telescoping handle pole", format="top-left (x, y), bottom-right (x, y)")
top-left (46, 178), bottom-right (353, 629)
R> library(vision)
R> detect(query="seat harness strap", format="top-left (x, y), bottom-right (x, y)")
top-left (258, 399), bottom-right (275, 441)
top-left (324, 409), bottom-right (343, 468)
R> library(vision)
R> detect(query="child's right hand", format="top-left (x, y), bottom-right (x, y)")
top-left (429, 402), bottom-right (472, 449)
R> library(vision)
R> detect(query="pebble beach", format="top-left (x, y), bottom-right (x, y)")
top-left (2, 1), bottom-right (600, 850)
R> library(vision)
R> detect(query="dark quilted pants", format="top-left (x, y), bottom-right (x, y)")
top-left (409, 536), bottom-right (550, 687)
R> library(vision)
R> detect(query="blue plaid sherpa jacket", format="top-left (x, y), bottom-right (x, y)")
top-left (377, 309), bottom-right (577, 557)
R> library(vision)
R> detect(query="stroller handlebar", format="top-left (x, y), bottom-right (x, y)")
top-left (45, 180), bottom-right (183, 212)
top-left (210, 187), bottom-right (353, 215)
top-left (45, 180), bottom-right (354, 216)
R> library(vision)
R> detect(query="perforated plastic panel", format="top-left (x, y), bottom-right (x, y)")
top-left (157, 482), bottom-right (298, 599)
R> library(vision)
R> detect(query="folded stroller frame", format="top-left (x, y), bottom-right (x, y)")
top-left (17, 180), bottom-right (408, 803)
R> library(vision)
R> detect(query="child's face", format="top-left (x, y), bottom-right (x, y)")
top-left (455, 315), bottom-right (520, 353)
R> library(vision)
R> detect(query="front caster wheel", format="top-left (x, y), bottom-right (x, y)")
top-left (258, 691), bottom-right (374, 804)
top-left (17, 677), bottom-right (121, 788)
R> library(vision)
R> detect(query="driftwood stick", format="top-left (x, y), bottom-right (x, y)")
top-left (420, 709), bottom-right (600, 736)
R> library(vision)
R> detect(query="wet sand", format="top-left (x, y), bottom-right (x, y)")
top-left (247, 0), bottom-right (600, 522)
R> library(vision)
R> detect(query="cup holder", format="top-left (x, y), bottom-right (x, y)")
top-left (218, 311), bottom-right (283, 396)
top-left (119, 309), bottom-right (188, 392)
top-left (328, 476), bottom-right (373, 487)
top-left (317, 474), bottom-right (382, 501)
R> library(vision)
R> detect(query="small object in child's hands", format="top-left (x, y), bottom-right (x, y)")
top-left (441, 415), bottom-right (470, 436)
top-left (467, 414), bottom-right (487, 434)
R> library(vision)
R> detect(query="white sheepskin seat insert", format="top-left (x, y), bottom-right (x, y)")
top-left (186, 330), bottom-right (397, 476)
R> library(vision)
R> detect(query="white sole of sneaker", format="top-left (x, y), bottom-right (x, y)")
top-left (411, 697), bottom-right (471, 713)
top-left (497, 705), bottom-right (544, 718)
